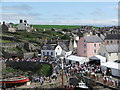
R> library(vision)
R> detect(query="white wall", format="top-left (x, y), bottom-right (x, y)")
top-left (17, 23), bottom-right (26, 30)
top-left (41, 50), bottom-right (55, 58)
top-left (41, 45), bottom-right (63, 58)
top-left (55, 45), bottom-right (62, 56)
top-left (108, 53), bottom-right (119, 62)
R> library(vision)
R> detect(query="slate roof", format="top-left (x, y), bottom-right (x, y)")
top-left (106, 44), bottom-right (120, 53)
top-left (105, 34), bottom-right (120, 40)
top-left (84, 35), bottom-right (103, 43)
top-left (42, 44), bottom-right (57, 50)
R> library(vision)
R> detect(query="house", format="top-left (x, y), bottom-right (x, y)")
top-left (98, 44), bottom-right (120, 62)
top-left (41, 44), bottom-right (63, 58)
top-left (16, 20), bottom-right (35, 32)
top-left (104, 34), bottom-right (120, 45)
top-left (16, 20), bottom-right (27, 31)
top-left (77, 35), bottom-right (103, 58)
top-left (8, 23), bottom-right (16, 32)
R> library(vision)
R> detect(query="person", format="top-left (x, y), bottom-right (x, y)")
top-left (2, 83), bottom-right (6, 90)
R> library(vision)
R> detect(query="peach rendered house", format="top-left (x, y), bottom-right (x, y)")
top-left (77, 35), bottom-right (103, 58)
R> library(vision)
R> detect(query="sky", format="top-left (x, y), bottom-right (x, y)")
top-left (0, 2), bottom-right (119, 26)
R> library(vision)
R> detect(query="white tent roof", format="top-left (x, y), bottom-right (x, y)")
top-left (101, 61), bottom-right (120, 70)
top-left (95, 55), bottom-right (106, 60)
top-left (66, 55), bottom-right (89, 63)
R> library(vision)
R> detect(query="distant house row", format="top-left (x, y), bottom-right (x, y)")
top-left (0, 20), bottom-right (36, 33)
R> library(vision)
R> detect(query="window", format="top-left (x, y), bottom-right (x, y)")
top-left (51, 52), bottom-right (53, 55)
top-left (111, 41), bottom-right (113, 43)
top-left (84, 44), bottom-right (86, 48)
top-left (56, 52), bottom-right (57, 55)
top-left (94, 44), bottom-right (96, 47)
top-left (47, 52), bottom-right (49, 55)
top-left (109, 53), bottom-right (111, 56)
top-left (58, 48), bottom-right (59, 50)
top-left (84, 50), bottom-right (86, 54)
top-left (94, 50), bottom-right (96, 53)
top-left (107, 41), bottom-right (109, 44)
top-left (43, 52), bottom-right (45, 55)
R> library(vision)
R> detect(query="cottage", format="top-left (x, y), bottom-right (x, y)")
top-left (77, 35), bottom-right (103, 58)
top-left (41, 44), bottom-right (63, 58)
top-left (16, 20), bottom-right (27, 31)
top-left (98, 44), bottom-right (120, 62)
top-left (16, 20), bottom-right (35, 32)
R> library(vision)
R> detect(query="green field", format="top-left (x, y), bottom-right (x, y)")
top-left (33, 25), bottom-right (82, 30)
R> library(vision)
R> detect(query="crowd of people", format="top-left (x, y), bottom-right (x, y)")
top-left (0, 56), bottom-right (119, 89)
top-left (0, 57), bottom-right (44, 62)
top-left (64, 62), bottom-right (119, 88)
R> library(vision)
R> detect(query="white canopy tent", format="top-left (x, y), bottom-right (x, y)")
top-left (95, 55), bottom-right (106, 64)
top-left (66, 55), bottom-right (89, 64)
top-left (89, 55), bottom-right (106, 64)
top-left (101, 62), bottom-right (120, 77)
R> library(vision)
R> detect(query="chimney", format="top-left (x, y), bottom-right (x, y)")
top-left (24, 20), bottom-right (27, 23)
top-left (3, 21), bottom-right (5, 24)
top-left (20, 19), bottom-right (23, 23)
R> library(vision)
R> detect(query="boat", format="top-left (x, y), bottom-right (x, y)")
top-left (0, 76), bottom-right (29, 88)
top-left (75, 81), bottom-right (89, 90)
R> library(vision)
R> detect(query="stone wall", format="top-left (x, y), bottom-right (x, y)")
top-left (1, 43), bottom-right (24, 48)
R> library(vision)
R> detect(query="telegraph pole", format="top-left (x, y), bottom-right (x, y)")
top-left (60, 57), bottom-right (64, 88)
top-left (62, 59), bottom-right (64, 88)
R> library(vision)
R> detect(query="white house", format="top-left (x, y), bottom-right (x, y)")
top-left (98, 44), bottom-right (120, 62)
top-left (16, 20), bottom-right (27, 31)
top-left (41, 44), bottom-right (63, 58)
top-left (16, 20), bottom-right (35, 32)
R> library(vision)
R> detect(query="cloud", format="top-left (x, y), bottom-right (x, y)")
top-left (0, 12), bottom-right (42, 23)
top-left (0, 4), bottom-right (42, 23)
top-left (90, 9), bottom-right (105, 16)
top-left (34, 19), bottom-right (118, 26)
top-left (2, 4), bottom-right (32, 11)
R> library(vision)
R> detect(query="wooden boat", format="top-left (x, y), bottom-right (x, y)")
top-left (0, 76), bottom-right (29, 84)
top-left (0, 76), bottom-right (29, 88)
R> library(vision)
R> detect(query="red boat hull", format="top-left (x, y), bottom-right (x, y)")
top-left (1, 77), bottom-right (29, 84)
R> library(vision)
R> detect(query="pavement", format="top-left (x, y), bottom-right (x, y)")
top-left (17, 75), bottom-right (68, 89)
